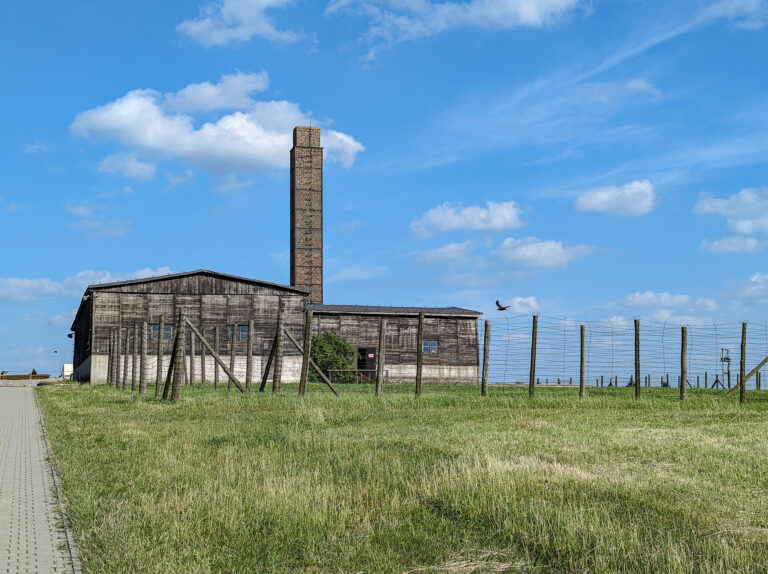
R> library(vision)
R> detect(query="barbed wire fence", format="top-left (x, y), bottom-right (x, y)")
top-left (480, 315), bottom-right (768, 390)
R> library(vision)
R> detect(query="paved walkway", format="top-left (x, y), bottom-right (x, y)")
top-left (0, 387), bottom-right (75, 573)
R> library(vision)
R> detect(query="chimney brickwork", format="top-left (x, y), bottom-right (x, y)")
top-left (290, 126), bottom-right (323, 303)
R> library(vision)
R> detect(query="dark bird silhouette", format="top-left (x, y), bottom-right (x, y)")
top-left (495, 300), bottom-right (510, 311)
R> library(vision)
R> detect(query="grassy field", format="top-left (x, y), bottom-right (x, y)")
top-left (36, 383), bottom-right (768, 573)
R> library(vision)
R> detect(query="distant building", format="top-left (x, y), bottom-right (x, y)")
top-left (71, 127), bottom-right (481, 384)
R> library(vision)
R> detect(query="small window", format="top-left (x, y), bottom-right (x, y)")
top-left (422, 340), bottom-right (438, 354)
top-left (228, 325), bottom-right (249, 341)
top-left (150, 324), bottom-right (174, 341)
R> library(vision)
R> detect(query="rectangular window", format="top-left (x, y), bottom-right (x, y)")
top-left (150, 324), bottom-right (173, 341)
top-left (422, 340), bottom-right (438, 354)
top-left (228, 325), bottom-right (249, 341)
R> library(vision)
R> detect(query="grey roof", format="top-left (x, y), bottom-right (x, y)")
top-left (307, 303), bottom-right (482, 317)
top-left (85, 269), bottom-right (310, 295)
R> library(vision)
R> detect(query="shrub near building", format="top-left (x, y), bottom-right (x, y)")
top-left (310, 331), bottom-right (357, 384)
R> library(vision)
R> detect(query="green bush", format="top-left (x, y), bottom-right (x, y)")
top-left (310, 331), bottom-right (357, 384)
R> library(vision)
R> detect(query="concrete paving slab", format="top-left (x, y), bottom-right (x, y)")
top-left (0, 387), bottom-right (75, 573)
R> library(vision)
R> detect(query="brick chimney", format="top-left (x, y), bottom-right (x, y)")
top-left (290, 126), bottom-right (323, 303)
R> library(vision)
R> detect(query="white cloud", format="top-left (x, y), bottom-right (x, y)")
top-left (624, 290), bottom-right (691, 308)
top-left (493, 237), bottom-right (593, 268)
top-left (736, 271), bottom-right (768, 303)
top-left (419, 241), bottom-right (475, 264)
top-left (0, 267), bottom-right (172, 303)
top-left (71, 84), bottom-right (364, 172)
top-left (702, 0), bottom-right (767, 29)
top-left (6, 203), bottom-right (25, 213)
top-left (216, 173), bottom-right (253, 192)
top-left (22, 141), bottom-right (47, 154)
top-left (164, 71), bottom-right (269, 111)
top-left (327, 265), bottom-right (387, 281)
top-left (500, 296), bottom-right (540, 313)
top-left (66, 202), bottom-right (94, 217)
top-left (178, 0), bottom-right (298, 46)
top-left (700, 236), bottom-right (763, 253)
top-left (575, 180), bottom-right (657, 215)
top-left (328, 0), bottom-right (582, 58)
top-left (50, 308), bottom-right (77, 327)
top-left (165, 171), bottom-right (195, 191)
top-left (336, 220), bottom-right (363, 233)
top-left (98, 153), bottom-right (156, 180)
top-left (70, 219), bottom-right (132, 239)
top-left (411, 200), bottom-right (524, 238)
top-left (694, 187), bottom-right (768, 235)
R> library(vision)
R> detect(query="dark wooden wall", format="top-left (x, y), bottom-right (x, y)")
top-left (310, 313), bottom-right (479, 368)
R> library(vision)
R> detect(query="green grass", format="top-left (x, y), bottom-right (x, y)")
top-left (36, 383), bottom-right (768, 573)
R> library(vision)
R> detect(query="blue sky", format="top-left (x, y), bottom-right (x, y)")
top-left (1, 0), bottom-right (767, 373)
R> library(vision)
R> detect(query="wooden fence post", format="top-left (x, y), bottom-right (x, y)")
top-left (246, 319), bottom-right (254, 390)
top-left (273, 306), bottom-right (284, 393)
top-left (171, 308), bottom-right (187, 403)
top-left (579, 324), bottom-right (585, 399)
top-left (214, 326), bottom-right (220, 389)
top-left (155, 317), bottom-right (164, 398)
top-left (260, 334), bottom-right (277, 392)
top-left (122, 327), bottom-right (129, 391)
top-left (131, 323), bottom-right (139, 392)
top-left (529, 315), bottom-right (538, 398)
top-left (680, 326), bottom-right (687, 400)
top-left (201, 328), bottom-right (207, 384)
top-left (229, 325), bottom-right (236, 390)
top-left (189, 331), bottom-right (196, 385)
top-left (416, 312), bottom-right (425, 397)
top-left (376, 317), bottom-right (387, 396)
top-left (162, 317), bottom-right (181, 400)
top-left (299, 310), bottom-right (313, 396)
top-left (140, 321), bottom-right (148, 394)
top-left (634, 319), bottom-right (641, 399)
top-left (481, 319), bottom-right (490, 397)
top-left (107, 331), bottom-right (115, 385)
top-left (740, 322), bottom-right (747, 404)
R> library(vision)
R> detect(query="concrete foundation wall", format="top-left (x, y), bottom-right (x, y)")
top-left (87, 354), bottom-right (303, 385)
top-left (386, 364), bottom-right (478, 384)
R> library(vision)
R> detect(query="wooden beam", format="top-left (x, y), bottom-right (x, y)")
top-left (298, 310), bottom-right (313, 396)
top-left (140, 321), bottom-right (148, 394)
top-left (273, 306), bottom-right (284, 393)
top-left (740, 322), bottom-right (747, 404)
top-left (376, 317), bottom-right (386, 396)
top-left (634, 319), bottom-right (641, 399)
top-left (155, 316), bottom-right (164, 398)
top-left (246, 319), bottom-right (253, 390)
top-left (417, 312), bottom-right (425, 397)
top-left (171, 308), bottom-right (187, 403)
top-left (579, 324), bottom-right (585, 400)
top-left (259, 333), bottom-right (277, 392)
top-left (184, 319), bottom-right (246, 394)
top-left (680, 326), bottom-right (687, 401)
top-left (529, 315), bottom-right (538, 398)
top-left (282, 328), bottom-right (339, 396)
top-left (481, 319), bottom-right (490, 397)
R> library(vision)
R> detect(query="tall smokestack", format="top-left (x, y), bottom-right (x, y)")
top-left (290, 126), bottom-right (323, 303)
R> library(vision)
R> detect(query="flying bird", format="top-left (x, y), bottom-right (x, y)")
top-left (495, 300), bottom-right (510, 311)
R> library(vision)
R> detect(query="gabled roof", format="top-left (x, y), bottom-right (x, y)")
top-left (71, 270), bottom-right (309, 330)
top-left (307, 303), bottom-right (482, 318)
top-left (84, 269), bottom-right (309, 295)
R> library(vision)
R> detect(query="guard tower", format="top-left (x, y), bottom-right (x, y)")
top-left (290, 126), bottom-right (323, 303)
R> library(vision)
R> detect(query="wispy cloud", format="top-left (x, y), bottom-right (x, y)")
top-left (701, 236), bottom-right (763, 253)
top-left (98, 152), bottom-right (156, 180)
top-left (0, 267), bottom-right (172, 302)
top-left (22, 141), bottom-right (47, 154)
top-left (493, 237), bottom-right (593, 268)
top-left (575, 180), bottom-right (657, 216)
top-left (418, 240), bottom-right (475, 264)
top-left (694, 187), bottom-right (768, 234)
top-left (328, 0), bottom-right (584, 60)
top-left (327, 265), bottom-right (387, 281)
top-left (411, 200), bottom-right (524, 238)
top-left (178, 0), bottom-right (298, 46)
